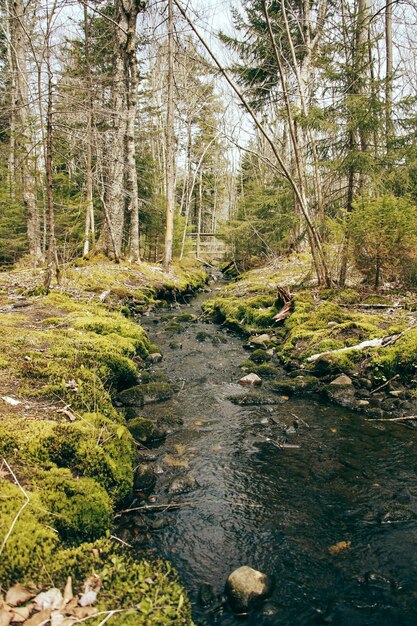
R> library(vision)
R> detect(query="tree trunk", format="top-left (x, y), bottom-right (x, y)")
top-left (11, 0), bottom-right (43, 265)
top-left (126, 2), bottom-right (141, 262)
top-left (82, 3), bottom-right (95, 257)
top-left (164, 0), bottom-right (175, 268)
top-left (385, 0), bottom-right (393, 148)
top-left (43, 29), bottom-right (59, 291)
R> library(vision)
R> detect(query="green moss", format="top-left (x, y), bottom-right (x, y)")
top-left (247, 363), bottom-right (278, 378)
top-left (371, 329), bottom-right (417, 381)
top-left (0, 481), bottom-right (59, 587)
top-left (48, 540), bottom-right (193, 625)
top-left (0, 416), bottom-right (134, 504)
top-left (128, 417), bottom-right (154, 442)
top-left (249, 349), bottom-right (271, 364)
top-left (35, 468), bottom-right (112, 543)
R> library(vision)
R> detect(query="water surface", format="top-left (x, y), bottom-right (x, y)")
top-left (134, 283), bottom-right (417, 625)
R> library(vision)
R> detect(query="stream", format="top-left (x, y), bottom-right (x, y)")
top-left (125, 278), bottom-right (417, 625)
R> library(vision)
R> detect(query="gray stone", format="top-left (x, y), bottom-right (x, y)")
top-left (168, 474), bottom-right (198, 495)
top-left (239, 373), bottom-right (262, 387)
top-left (249, 334), bottom-right (271, 347)
top-left (330, 374), bottom-right (352, 386)
top-left (225, 566), bottom-right (274, 614)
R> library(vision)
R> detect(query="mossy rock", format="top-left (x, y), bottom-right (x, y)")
top-left (249, 349), bottom-right (271, 364)
top-left (35, 467), bottom-right (112, 543)
top-left (139, 370), bottom-right (170, 385)
top-left (271, 376), bottom-right (322, 395)
top-left (128, 417), bottom-right (154, 442)
top-left (248, 363), bottom-right (278, 378)
top-left (118, 382), bottom-right (174, 407)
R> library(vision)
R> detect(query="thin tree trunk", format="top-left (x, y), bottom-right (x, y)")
top-left (164, 0), bottom-right (175, 268)
top-left (83, 3), bottom-right (95, 257)
top-left (44, 29), bottom-right (59, 291)
top-left (11, 0), bottom-right (43, 265)
top-left (385, 0), bottom-right (393, 148)
top-left (126, 3), bottom-right (141, 262)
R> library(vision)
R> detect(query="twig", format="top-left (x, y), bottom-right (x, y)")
top-left (0, 459), bottom-right (30, 558)
top-left (290, 413), bottom-right (310, 428)
top-left (370, 374), bottom-right (400, 394)
top-left (366, 415), bottom-right (417, 422)
top-left (110, 534), bottom-right (133, 548)
top-left (115, 499), bottom-right (262, 517)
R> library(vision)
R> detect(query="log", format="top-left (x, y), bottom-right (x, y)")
top-left (307, 326), bottom-right (415, 362)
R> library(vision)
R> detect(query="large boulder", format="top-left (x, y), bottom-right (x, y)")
top-left (225, 566), bottom-right (274, 614)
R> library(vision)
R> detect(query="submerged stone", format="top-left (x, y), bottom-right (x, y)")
top-left (168, 474), bottom-right (198, 495)
top-left (225, 566), bottom-right (274, 614)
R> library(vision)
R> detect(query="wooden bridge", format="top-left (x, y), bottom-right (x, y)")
top-left (188, 233), bottom-right (229, 260)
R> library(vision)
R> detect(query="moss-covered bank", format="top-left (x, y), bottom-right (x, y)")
top-left (204, 256), bottom-right (417, 415)
top-left (0, 258), bottom-right (206, 622)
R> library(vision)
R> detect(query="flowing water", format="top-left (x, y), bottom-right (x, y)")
top-left (130, 279), bottom-right (417, 626)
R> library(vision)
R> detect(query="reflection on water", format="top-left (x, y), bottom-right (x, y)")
top-left (131, 286), bottom-right (417, 625)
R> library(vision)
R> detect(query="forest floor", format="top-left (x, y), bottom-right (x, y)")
top-left (0, 257), bottom-right (207, 626)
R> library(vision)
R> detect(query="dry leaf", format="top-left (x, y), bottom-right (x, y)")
top-left (5, 584), bottom-right (33, 607)
top-left (9, 604), bottom-right (32, 622)
top-left (24, 609), bottom-right (51, 626)
top-left (62, 598), bottom-right (78, 616)
top-left (0, 610), bottom-right (12, 626)
top-left (330, 428), bottom-right (337, 433)
top-left (78, 591), bottom-right (97, 607)
top-left (328, 540), bottom-right (351, 554)
top-left (50, 610), bottom-right (65, 626)
top-left (69, 607), bottom-right (97, 619)
top-left (34, 589), bottom-right (63, 611)
top-left (62, 578), bottom-right (73, 606)
top-left (1, 396), bottom-right (20, 406)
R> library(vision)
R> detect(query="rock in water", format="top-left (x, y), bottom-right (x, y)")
top-left (168, 474), bottom-right (198, 495)
top-left (239, 373), bottom-right (262, 387)
top-left (249, 334), bottom-right (271, 347)
top-left (225, 566), bottom-right (274, 614)
top-left (330, 374), bottom-right (352, 386)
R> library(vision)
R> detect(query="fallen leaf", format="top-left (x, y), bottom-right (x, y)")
top-left (328, 540), bottom-right (351, 554)
top-left (62, 578), bottom-right (73, 607)
top-left (24, 609), bottom-right (51, 626)
top-left (330, 428), bottom-right (337, 433)
top-left (62, 598), bottom-right (78, 616)
top-left (9, 604), bottom-right (32, 622)
top-left (78, 591), bottom-right (97, 607)
top-left (5, 584), bottom-right (33, 607)
top-left (50, 610), bottom-right (65, 625)
top-left (34, 589), bottom-right (63, 611)
top-left (1, 396), bottom-right (20, 407)
top-left (69, 607), bottom-right (96, 619)
top-left (0, 610), bottom-right (12, 626)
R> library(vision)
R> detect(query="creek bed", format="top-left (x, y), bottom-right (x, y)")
top-left (122, 280), bottom-right (417, 626)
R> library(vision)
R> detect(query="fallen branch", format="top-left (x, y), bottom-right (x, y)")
top-left (370, 374), bottom-right (400, 395)
top-left (116, 499), bottom-right (262, 517)
top-left (366, 415), bottom-right (417, 422)
top-left (307, 326), bottom-right (415, 362)
top-left (272, 286), bottom-right (293, 323)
